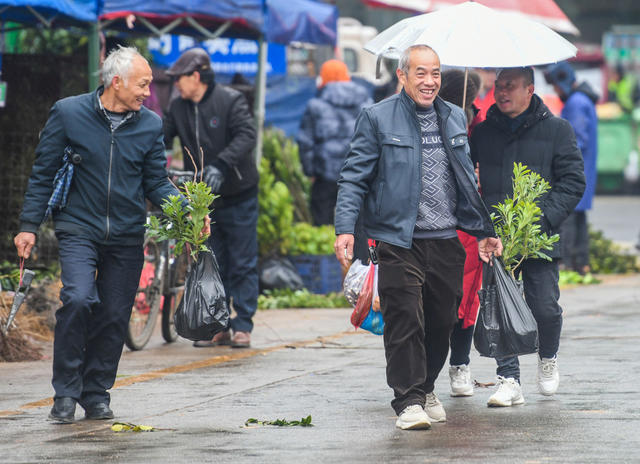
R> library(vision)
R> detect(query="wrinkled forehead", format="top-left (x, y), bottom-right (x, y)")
top-left (409, 48), bottom-right (440, 70)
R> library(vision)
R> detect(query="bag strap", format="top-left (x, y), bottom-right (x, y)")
top-left (367, 239), bottom-right (378, 265)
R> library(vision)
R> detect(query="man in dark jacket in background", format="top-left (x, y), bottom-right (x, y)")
top-left (335, 45), bottom-right (502, 430)
top-left (164, 48), bottom-right (258, 348)
top-left (545, 61), bottom-right (598, 274)
top-left (296, 59), bottom-right (372, 225)
top-left (14, 46), bottom-right (184, 423)
top-left (471, 67), bottom-right (585, 407)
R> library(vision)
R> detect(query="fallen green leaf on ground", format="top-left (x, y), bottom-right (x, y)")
top-left (111, 422), bottom-right (155, 432)
top-left (245, 415), bottom-right (313, 427)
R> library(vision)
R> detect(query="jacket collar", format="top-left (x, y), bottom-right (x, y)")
top-left (93, 86), bottom-right (140, 124)
top-left (486, 94), bottom-right (551, 134)
top-left (399, 89), bottom-right (451, 119)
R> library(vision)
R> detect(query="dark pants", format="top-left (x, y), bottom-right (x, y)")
top-left (310, 178), bottom-right (338, 226)
top-left (560, 211), bottom-right (590, 272)
top-left (493, 259), bottom-right (563, 381)
top-left (209, 194), bottom-right (259, 333)
top-left (53, 232), bottom-right (143, 407)
top-left (378, 238), bottom-right (465, 415)
top-left (449, 319), bottom-right (474, 366)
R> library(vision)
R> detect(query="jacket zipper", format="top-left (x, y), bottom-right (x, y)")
top-left (195, 104), bottom-right (200, 169)
top-left (106, 134), bottom-right (114, 240)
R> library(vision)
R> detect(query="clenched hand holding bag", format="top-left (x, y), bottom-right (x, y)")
top-left (474, 256), bottom-right (538, 358)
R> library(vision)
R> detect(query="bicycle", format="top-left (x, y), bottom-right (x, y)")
top-left (125, 169), bottom-right (195, 351)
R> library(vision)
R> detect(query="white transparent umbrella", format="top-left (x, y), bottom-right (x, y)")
top-left (364, 1), bottom-right (577, 108)
top-left (365, 1), bottom-right (577, 67)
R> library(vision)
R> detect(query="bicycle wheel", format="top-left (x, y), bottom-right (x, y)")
top-left (125, 238), bottom-right (164, 350)
top-left (161, 249), bottom-right (189, 343)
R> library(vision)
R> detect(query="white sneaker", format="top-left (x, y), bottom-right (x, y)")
top-left (449, 364), bottom-right (474, 397)
top-left (487, 376), bottom-right (525, 407)
top-left (395, 404), bottom-right (431, 430)
top-left (425, 392), bottom-right (446, 422)
top-left (538, 356), bottom-right (560, 396)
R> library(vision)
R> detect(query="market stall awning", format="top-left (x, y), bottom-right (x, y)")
top-left (0, 0), bottom-right (99, 26)
top-left (100, 0), bottom-right (337, 46)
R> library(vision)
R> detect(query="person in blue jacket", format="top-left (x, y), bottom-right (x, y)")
top-left (14, 47), bottom-right (197, 424)
top-left (545, 61), bottom-right (598, 274)
top-left (296, 59), bottom-right (372, 226)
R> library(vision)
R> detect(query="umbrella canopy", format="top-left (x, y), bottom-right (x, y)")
top-left (363, 0), bottom-right (579, 36)
top-left (364, 1), bottom-right (577, 68)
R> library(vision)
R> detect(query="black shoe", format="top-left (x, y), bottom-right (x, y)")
top-left (84, 402), bottom-right (114, 420)
top-left (48, 397), bottom-right (76, 423)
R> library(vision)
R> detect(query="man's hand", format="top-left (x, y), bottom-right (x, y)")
top-left (474, 162), bottom-right (481, 191)
top-left (202, 215), bottom-right (211, 238)
top-left (334, 234), bottom-right (354, 268)
top-left (478, 236), bottom-right (503, 264)
top-left (203, 165), bottom-right (224, 193)
top-left (14, 232), bottom-right (36, 259)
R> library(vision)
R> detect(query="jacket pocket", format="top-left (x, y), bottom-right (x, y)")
top-left (380, 134), bottom-right (414, 165)
top-left (448, 134), bottom-right (468, 149)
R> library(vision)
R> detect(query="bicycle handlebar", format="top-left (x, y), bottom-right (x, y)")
top-left (168, 169), bottom-right (196, 178)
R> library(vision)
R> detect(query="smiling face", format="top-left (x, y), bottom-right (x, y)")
top-left (113, 56), bottom-right (153, 112)
top-left (494, 69), bottom-right (534, 118)
top-left (397, 47), bottom-right (441, 108)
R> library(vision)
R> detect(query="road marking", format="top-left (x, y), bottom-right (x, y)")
top-left (0, 331), bottom-right (356, 418)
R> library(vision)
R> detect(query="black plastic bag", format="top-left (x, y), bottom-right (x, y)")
top-left (259, 257), bottom-right (304, 291)
top-left (174, 250), bottom-right (229, 341)
top-left (474, 257), bottom-right (538, 358)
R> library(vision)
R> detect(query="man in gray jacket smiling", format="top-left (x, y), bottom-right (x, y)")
top-left (334, 45), bottom-right (502, 430)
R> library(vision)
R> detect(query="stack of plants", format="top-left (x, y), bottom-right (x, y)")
top-left (588, 228), bottom-right (639, 274)
top-left (257, 129), bottom-right (347, 308)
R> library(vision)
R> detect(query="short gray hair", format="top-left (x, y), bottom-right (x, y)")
top-left (398, 44), bottom-right (438, 74)
top-left (101, 46), bottom-right (144, 88)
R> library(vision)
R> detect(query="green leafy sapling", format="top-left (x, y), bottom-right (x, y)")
top-left (147, 180), bottom-right (217, 261)
top-left (491, 163), bottom-right (560, 278)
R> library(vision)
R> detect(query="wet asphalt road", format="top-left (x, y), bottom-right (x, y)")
top-left (1, 272), bottom-right (639, 463)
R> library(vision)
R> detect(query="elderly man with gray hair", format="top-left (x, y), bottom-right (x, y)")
top-left (14, 46), bottom-right (190, 423)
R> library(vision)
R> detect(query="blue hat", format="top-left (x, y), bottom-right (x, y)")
top-left (544, 61), bottom-right (575, 97)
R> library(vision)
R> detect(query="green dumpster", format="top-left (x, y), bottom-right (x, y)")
top-left (596, 114), bottom-right (639, 193)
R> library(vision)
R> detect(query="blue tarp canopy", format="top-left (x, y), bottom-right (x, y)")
top-left (100, 0), bottom-right (337, 46)
top-left (0, 0), bottom-right (99, 26)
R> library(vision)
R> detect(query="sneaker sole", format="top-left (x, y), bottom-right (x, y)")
top-left (395, 418), bottom-right (432, 430)
top-left (487, 396), bottom-right (525, 407)
top-left (450, 389), bottom-right (474, 397)
top-left (426, 414), bottom-right (446, 423)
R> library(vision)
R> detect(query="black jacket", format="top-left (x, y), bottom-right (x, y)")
top-left (470, 95), bottom-right (586, 258)
top-left (164, 83), bottom-right (258, 208)
top-left (20, 88), bottom-right (178, 246)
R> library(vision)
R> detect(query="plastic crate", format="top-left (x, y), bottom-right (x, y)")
top-left (288, 254), bottom-right (343, 294)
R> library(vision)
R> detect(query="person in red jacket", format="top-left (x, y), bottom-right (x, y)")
top-left (438, 69), bottom-right (484, 397)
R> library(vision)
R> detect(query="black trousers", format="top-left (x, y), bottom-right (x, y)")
top-left (560, 211), bottom-right (589, 272)
top-left (310, 178), bottom-right (338, 226)
top-left (53, 232), bottom-right (143, 407)
top-left (378, 237), bottom-right (465, 414)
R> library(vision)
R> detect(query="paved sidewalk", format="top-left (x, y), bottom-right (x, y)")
top-left (1, 274), bottom-right (639, 463)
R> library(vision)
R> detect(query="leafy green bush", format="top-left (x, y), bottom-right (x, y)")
top-left (288, 223), bottom-right (335, 256)
top-left (558, 270), bottom-right (600, 286)
top-left (491, 163), bottom-right (559, 277)
top-left (146, 181), bottom-right (216, 260)
top-left (589, 229), bottom-right (639, 274)
top-left (258, 131), bottom-right (335, 258)
top-left (262, 129), bottom-right (311, 223)
top-left (257, 157), bottom-right (295, 258)
top-left (258, 288), bottom-right (349, 309)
